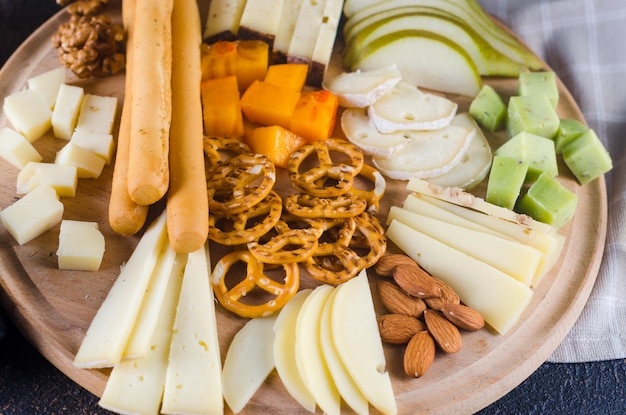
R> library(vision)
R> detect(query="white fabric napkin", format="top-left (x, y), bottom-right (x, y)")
top-left (478, 0), bottom-right (626, 363)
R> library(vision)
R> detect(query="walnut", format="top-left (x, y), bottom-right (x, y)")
top-left (51, 0), bottom-right (124, 79)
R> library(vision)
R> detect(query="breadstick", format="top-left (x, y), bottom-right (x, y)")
top-left (166, 0), bottom-right (209, 253)
top-left (126, 0), bottom-right (173, 206)
top-left (108, 0), bottom-right (148, 235)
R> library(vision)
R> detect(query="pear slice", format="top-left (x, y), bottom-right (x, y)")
top-left (351, 30), bottom-right (482, 96)
top-left (341, 108), bottom-right (410, 158)
top-left (323, 65), bottom-right (402, 108)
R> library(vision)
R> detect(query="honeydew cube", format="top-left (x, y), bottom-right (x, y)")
top-left (0, 185), bottom-right (64, 245)
top-left (0, 127), bottom-right (43, 169)
top-left (17, 162), bottom-right (78, 197)
top-left (517, 173), bottom-right (577, 229)
top-left (485, 156), bottom-right (528, 210)
top-left (70, 130), bottom-right (115, 164)
top-left (3, 89), bottom-right (52, 142)
top-left (494, 131), bottom-right (558, 182)
top-left (75, 94), bottom-right (118, 134)
top-left (55, 142), bottom-right (106, 178)
top-left (562, 128), bottom-right (613, 185)
top-left (517, 71), bottom-right (559, 108)
top-left (506, 95), bottom-right (559, 139)
top-left (52, 84), bottom-right (85, 140)
top-left (469, 84), bottom-right (506, 132)
top-left (555, 118), bottom-right (588, 154)
top-left (56, 220), bottom-right (105, 271)
top-left (27, 67), bottom-right (66, 109)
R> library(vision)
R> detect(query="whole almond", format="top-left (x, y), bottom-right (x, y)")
top-left (424, 309), bottom-right (462, 353)
top-left (424, 278), bottom-right (461, 310)
top-left (377, 280), bottom-right (427, 317)
top-left (375, 254), bottom-right (418, 277)
top-left (404, 330), bottom-right (436, 378)
top-left (441, 303), bottom-right (485, 331)
top-left (392, 263), bottom-right (441, 298)
top-left (377, 314), bottom-right (425, 344)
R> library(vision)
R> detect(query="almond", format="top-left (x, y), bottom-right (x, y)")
top-left (377, 313), bottom-right (425, 344)
top-left (374, 253), bottom-right (417, 277)
top-left (424, 277), bottom-right (461, 310)
top-left (403, 330), bottom-right (435, 378)
top-left (392, 263), bottom-right (441, 298)
top-left (377, 280), bottom-right (427, 317)
top-left (424, 309), bottom-right (462, 353)
top-left (441, 303), bottom-right (485, 331)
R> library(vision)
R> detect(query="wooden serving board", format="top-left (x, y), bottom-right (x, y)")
top-left (0, 1), bottom-right (607, 414)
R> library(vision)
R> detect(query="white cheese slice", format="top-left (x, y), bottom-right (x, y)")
top-left (51, 84), bottom-right (84, 140)
top-left (341, 107), bottom-right (409, 158)
top-left (0, 127), bottom-right (42, 170)
top-left (387, 219), bottom-right (534, 335)
top-left (17, 161), bottom-right (77, 197)
top-left (287, 0), bottom-right (327, 64)
top-left (202, 0), bottom-right (246, 41)
top-left (56, 220), bottom-right (105, 271)
top-left (0, 185), bottom-right (63, 245)
top-left (307, 0), bottom-right (344, 86)
top-left (388, 206), bottom-right (542, 286)
top-left (3, 88), bottom-right (52, 142)
top-left (70, 130), bottom-right (115, 164)
top-left (272, 0), bottom-right (304, 58)
top-left (331, 270), bottom-right (397, 415)
top-left (55, 142), bottom-right (106, 179)
top-left (238, 0), bottom-right (284, 44)
top-left (73, 211), bottom-right (168, 368)
top-left (27, 67), bottom-right (66, 109)
top-left (323, 65), bottom-right (402, 108)
top-left (222, 316), bottom-right (277, 414)
top-left (99, 250), bottom-right (186, 415)
top-left (162, 244), bottom-right (223, 415)
top-left (75, 94), bottom-right (118, 134)
top-left (273, 289), bottom-right (316, 413)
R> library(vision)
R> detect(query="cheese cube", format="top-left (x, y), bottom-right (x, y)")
top-left (0, 127), bottom-right (43, 169)
top-left (56, 220), bottom-right (105, 271)
top-left (0, 185), bottom-right (64, 245)
top-left (55, 142), bottom-right (105, 178)
top-left (70, 130), bottom-right (114, 164)
top-left (52, 84), bottom-right (84, 140)
top-left (27, 67), bottom-right (66, 109)
top-left (3, 89), bottom-right (52, 142)
top-left (75, 94), bottom-right (118, 134)
top-left (17, 162), bottom-right (78, 197)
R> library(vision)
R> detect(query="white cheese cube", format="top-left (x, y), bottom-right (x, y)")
top-left (27, 67), bottom-right (66, 109)
top-left (75, 94), bottom-right (118, 134)
top-left (0, 127), bottom-right (43, 169)
top-left (17, 162), bottom-right (78, 197)
top-left (70, 130), bottom-right (114, 164)
top-left (0, 185), bottom-right (64, 245)
top-left (55, 142), bottom-right (105, 178)
top-left (52, 84), bottom-right (84, 140)
top-left (3, 89), bottom-right (52, 142)
top-left (56, 220), bottom-right (105, 271)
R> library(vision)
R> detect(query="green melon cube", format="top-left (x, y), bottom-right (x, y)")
top-left (516, 173), bottom-right (577, 229)
top-left (486, 156), bottom-right (529, 210)
top-left (555, 118), bottom-right (588, 154)
top-left (518, 71), bottom-right (559, 108)
top-left (562, 128), bottom-right (613, 185)
top-left (494, 131), bottom-right (558, 182)
top-left (506, 95), bottom-right (560, 139)
top-left (469, 85), bottom-right (507, 132)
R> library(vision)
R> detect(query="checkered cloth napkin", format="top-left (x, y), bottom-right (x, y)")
top-left (479, 0), bottom-right (626, 363)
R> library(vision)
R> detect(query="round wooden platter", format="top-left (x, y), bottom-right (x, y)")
top-left (0, 2), bottom-right (607, 414)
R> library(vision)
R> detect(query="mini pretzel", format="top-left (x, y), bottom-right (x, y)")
top-left (351, 164), bottom-right (386, 213)
top-left (203, 136), bottom-right (251, 168)
top-left (283, 192), bottom-right (367, 219)
top-left (248, 227), bottom-right (320, 264)
top-left (209, 190), bottom-right (283, 245)
top-left (303, 212), bottom-right (387, 284)
top-left (207, 153), bottom-right (276, 214)
top-left (287, 138), bottom-right (364, 198)
top-left (211, 250), bottom-right (300, 318)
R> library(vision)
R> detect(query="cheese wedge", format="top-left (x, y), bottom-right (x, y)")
top-left (272, 0), bottom-right (304, 61)
top-left (0, 127), bottom-right (43, 170)
top-left (75, 94), bottom-right (118, 134)
top-left (387, 219), bottom-right (533, 335)
top-left (287, 0), bottom-right (327, 65)
top-left (56, 220), bottom-right (105, 272)
top-left (55, 142), bottom-right (106, 179)
top-left (238, 0), bottom-right (284, 46)
top-left (70, 130), bottom-right (115, 164)
top-left (307, 0), bottom-right (344, 86)
top-left (27, 67), bottom-right (66, 109)
top-left (202, 0), bottom-right (246, 41)
top-left (51, 83), bottom-right (84, 140)
top-left (3, 88), bottom-right (52, 142)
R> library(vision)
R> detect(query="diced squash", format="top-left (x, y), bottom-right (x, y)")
top-left (245, 125), bottom-right (306, 168)
top-left (290, 90), bottom-right (338, 142)
top-left (201, 41), bottom-right (238, 81)
top-left (201, 76), bottom-right (244, 138)
top-left (235, 40), bottom-right (269, 89)
top-left (240, 80), bottom-right (301, 129)
top-left (264, 63), bottom-right (308, 92)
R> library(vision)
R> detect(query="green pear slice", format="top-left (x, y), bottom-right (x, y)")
top-left (344, 10), bottom-right (525, 77)
top-left (351, 30), bottom-right (482, 96)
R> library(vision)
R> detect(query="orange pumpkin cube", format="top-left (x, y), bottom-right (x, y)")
top-left (289, 90), bottom-right (339, 142)
top-left (245, 125), bottom-right (306, 168)
top-left (201, 75), bottom-right (244, 138)
top-left (201, 41), bottom-right (238, 81)
top-left (264, 63), bottom-right (309, 92)
top-left (236, 40), bottom-right (269, 90)
top-left (240, 80), bottom-right (301, 129)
